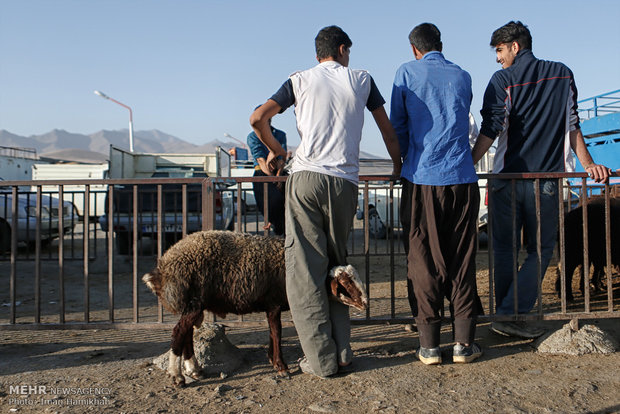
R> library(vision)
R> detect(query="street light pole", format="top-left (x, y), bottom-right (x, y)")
top-left (94, 90), bottom-right (134, 152)
top-left (224, 133), bottom-right (247, 149)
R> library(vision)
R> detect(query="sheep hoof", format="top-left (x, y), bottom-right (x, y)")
top-left (171, 375), bottom-right (186, 387)
top-left (276, 370), bottom-right (290, 379)
top-left (188, 370), bottom-right (203, 380)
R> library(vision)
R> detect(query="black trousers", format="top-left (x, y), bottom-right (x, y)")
top-left (406, 182), bottom-right (480, 348)
top-left (399, 179), bottom-right (417, 318)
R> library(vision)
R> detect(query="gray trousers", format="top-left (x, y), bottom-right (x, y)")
top-left (285, 170), bottom-right (357, 377)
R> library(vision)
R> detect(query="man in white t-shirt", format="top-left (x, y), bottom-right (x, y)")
top-left (250, 25), bottom-right (401, 378)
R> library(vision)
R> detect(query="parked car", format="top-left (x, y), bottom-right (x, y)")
top-left (0, 178), bottom-right (77, 252)
top-left (98, 172), bottom-right (234, 254)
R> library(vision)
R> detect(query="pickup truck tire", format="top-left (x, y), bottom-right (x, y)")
top-left (0, 218), bottom-right (10, 254)
top-left (116, 231), bottom-right (131, 255)
top-left (27, 238), bottom-right (52, 250)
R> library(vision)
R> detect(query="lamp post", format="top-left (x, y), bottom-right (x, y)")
top-left (94, 90), bottom-right (134, 152)
top-left (224, 133), bottom-right (247, 149)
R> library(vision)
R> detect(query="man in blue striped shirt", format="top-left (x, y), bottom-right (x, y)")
top-left (391, 23), bottom-right (482, 365)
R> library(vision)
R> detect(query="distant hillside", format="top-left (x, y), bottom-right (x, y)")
top-left (0, 129), bottom-right (382, 163)
top-left (0, 129), bottom-right (200, 155)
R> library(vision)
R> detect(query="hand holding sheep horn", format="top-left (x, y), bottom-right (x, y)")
top-left (143, 230), bottom-right (368, 387)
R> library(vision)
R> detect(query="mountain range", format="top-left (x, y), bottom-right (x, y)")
top-left (0, 129), bottom-right (381, 163)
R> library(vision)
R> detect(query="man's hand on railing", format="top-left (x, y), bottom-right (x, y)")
top-left (584, 163), bottom-right (612, 183)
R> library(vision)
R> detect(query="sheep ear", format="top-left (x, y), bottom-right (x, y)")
top-left (333, 266), bottom-right (347, 281)
top-left (329, 278), bottom-right (339, 297)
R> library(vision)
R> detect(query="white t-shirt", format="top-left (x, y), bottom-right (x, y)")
top-left (270, 61), bottom-right (384, 184)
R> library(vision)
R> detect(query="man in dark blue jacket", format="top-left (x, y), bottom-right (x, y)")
top-left (472, 21), bottom-right (610, 339)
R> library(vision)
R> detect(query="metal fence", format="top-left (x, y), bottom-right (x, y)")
top-left (0, 172), bottom-right (618, 330)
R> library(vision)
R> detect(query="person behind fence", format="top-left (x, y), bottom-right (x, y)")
top-left (250, 25), bottom-right (401, 378)
top-left (391, 23), bottom-right (482, 365)
top-left (246, 110), bottom-right (288, 235)
top-left (471, 21), bottom-right (611, 339)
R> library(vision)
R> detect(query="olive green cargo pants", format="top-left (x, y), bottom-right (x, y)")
top-left (285, 170), bottom-right (357, 377)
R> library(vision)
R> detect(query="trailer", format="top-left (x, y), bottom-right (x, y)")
top-left (569, 89), bottom-right (620, 196)
top-left (99, 145), bottom-right (234, 254)
top-left (107, 145), bottom-right (231, 179)
top-left (31, 163), bottom-right (108, 218)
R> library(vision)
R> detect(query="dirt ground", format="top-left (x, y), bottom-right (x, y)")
top-left (1, 320), bottom-right (619, 414)
top-left (1, 226), bottom-right (620, 413)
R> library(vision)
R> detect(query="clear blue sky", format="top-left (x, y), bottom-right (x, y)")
top-left (1, 0), bottom-right (619, 157)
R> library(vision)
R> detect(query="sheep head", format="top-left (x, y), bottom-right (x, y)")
top-left (327, 264), bottom-right (368, 312)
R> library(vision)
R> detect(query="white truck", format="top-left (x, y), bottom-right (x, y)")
top-left (31, 163), bottom-right (108, 218)
top-left (99, 146), bottom-right (234, 254)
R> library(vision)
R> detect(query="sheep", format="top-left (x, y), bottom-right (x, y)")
top-left (142, 230), bottom-right (368, 387)
top-left (555, 197), bottom-right (620, 301)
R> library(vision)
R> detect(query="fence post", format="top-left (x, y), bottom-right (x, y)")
top-left (202, 178), bottom-right (216, 324)
top-left (202, 179), bottom-right (215, 231)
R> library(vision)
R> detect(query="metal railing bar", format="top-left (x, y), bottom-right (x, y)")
top-left (107, 186), bottom-right (114, 322)
top-left (58, 184), bottom-right (65, 324)
top-left (83, 185), bottom-right (90, 323)
top-left (363, 182), bottom-right (370, 320)
top-left (133, 185), bottom-right (139, 323)
top-left (604, 186), bottom-right (613, 311)
top-left (10, 186), bottom-right (18, 324)
top-left (581, 178), bottom-right (590, 312)
top-left (535, 178), bottom-right (543, 315)
top-left (511, 179), bottom-right (518, 315)
top-left (558, 179), bottom-right (567, 313)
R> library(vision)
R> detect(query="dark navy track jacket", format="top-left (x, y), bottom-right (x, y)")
top-left (479, 49), bottom-right (579, 173)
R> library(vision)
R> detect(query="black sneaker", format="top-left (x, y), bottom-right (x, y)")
top-left (491, 321), bottom-right (545, 339)
top-left (453, 343), bottom-right (483, 363)
top-left (416, 347), bottom-right (442, 365)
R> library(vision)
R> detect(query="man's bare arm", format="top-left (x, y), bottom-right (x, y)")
top-left (371, 106), bottom-right (402, 177)
top-left (570, 128), bottom-right (610, 183)
top-left (250, 100), bottom-right (288, 172)
top-left (471, 133), bottom-right (495, 165)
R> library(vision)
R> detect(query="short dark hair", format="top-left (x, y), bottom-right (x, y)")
top-left (490, 21), bottom-right (532, 50)
top-left (315, 25), bottom-right (352, 60)
top-left (408, 23), bottom-right (442, 54)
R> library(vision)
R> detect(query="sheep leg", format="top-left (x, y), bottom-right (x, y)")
top-left (266, 308), bottom-right (288, 376)
top-left (591, 262), bottom-right (604, 292)
top-left (182, 311), bottom-right (204, 380)
top-left (565, 263), bottom-right (576, 302)
top-left (170, 310), bottom-right (202, 387)
top-left (182, 355), bottom-right (201, 380)
top-left (556, 265), bottom-right (575, 302)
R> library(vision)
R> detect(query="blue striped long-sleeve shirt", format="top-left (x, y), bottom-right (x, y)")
top-left (391, 52), bottom-right (478, 185)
